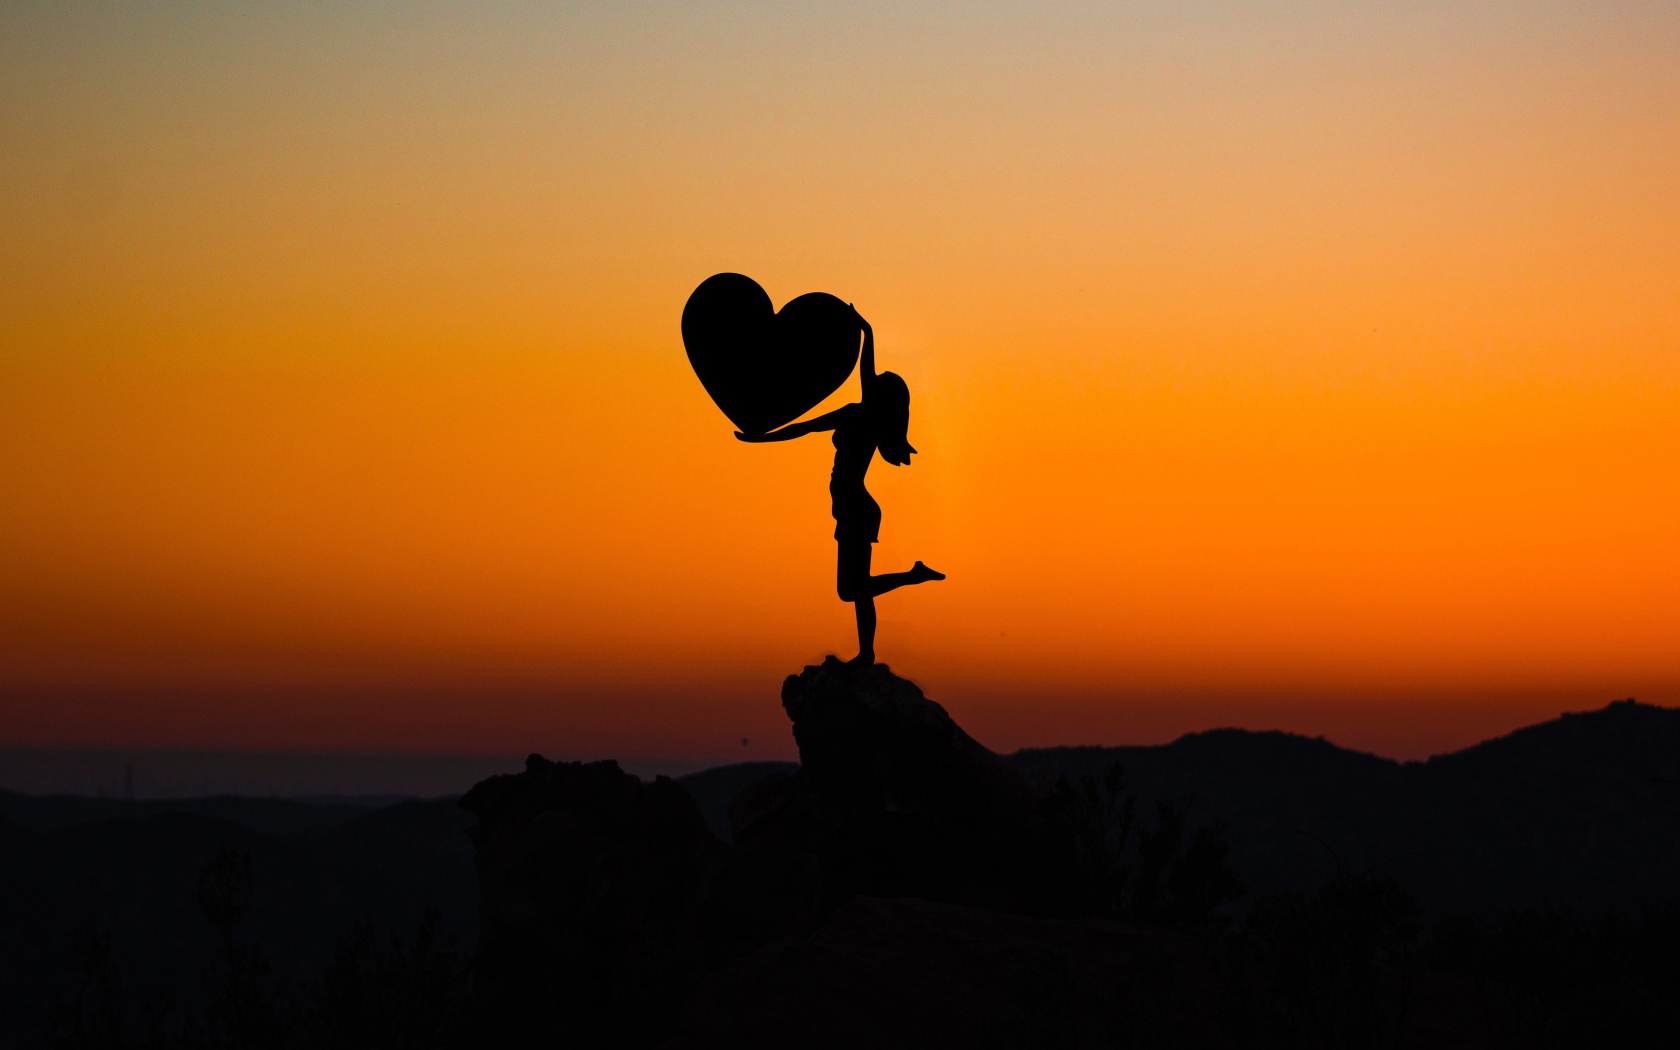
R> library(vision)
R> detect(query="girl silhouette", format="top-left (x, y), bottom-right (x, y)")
top-left (737, 309), bottom-right (945, 665)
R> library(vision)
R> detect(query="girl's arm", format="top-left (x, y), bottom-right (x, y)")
top-left (854, 306), bottom-right (877, 393)
top-left (735, 407), bottom-right (850, 442)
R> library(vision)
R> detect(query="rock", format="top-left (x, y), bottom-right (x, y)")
top-left (781, 659), bottom-right (1038, 828)
top-left (738, 657), bottom-right (1080, 913)
top-left (459, 660), bottom-right (1087, 1047)
top-left (460, 755), bottom-right (722, 1049)
top-left (676, 761), bottom-right (799, 841)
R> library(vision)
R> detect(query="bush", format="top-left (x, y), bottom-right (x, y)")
top-left (1039, 763), bottom-right (1241, 927)
top-left (46, 849), bottom-right (470, 1050)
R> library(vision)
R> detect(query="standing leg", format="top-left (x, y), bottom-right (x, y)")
top-left (853, 595), bottom-right (877, 666)
top-left (837, 540), bottom-right (877, 665)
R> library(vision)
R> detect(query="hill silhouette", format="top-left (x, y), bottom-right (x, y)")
top-left (4, 690), bottom-right (1677, 1047)
top-left (1009, 698), bottom-right (1680, 914)
top-left (465, 667), bottom-right (1678, 1048)
top-left (0, 790), bottom-right (399, 839)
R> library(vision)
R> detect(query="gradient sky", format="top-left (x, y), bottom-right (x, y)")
top-left (2, 1), bottom-right (1677, 763)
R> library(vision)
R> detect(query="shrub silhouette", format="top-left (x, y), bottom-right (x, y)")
top-left (1039, 762), bottom-right (1241, 926)
top-left (1427, 906), bottom-right (1680, 1049)
top-left (188, 847), bottom-right (285, 1049)
top-left (1222, 872), bottom-right (1420, 1050)
top-left (49, 931), bottom-right (124, 1050)
top-left (44, 849), bottom-right (469, 1050)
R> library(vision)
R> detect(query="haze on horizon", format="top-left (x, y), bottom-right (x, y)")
top-left (2, 1), bottom-right (1676, 765)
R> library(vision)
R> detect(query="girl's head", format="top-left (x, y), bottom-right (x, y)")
top-left (867, 371), bottom-right (916, 465)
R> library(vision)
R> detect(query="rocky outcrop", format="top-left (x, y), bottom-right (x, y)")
top-left (734, 658), bottom-right (1078, 912)
top-left (460, 659), bottom-right (1086, 1048)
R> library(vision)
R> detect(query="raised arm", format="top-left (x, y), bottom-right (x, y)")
top-left (853, 306), bottom-right (877, 393)
top-left (735, 407), bottom-right (850, 443)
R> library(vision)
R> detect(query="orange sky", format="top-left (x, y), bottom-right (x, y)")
top-left (2, 2), bottom-right (1677, 762)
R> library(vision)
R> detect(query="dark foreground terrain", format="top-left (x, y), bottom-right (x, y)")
top-left (4, 670), bottom-right (1677, 1048)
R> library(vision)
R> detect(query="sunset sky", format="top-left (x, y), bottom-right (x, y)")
top-left (3, 1), bottom-right (1676, 765)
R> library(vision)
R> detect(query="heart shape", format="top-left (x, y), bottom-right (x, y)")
top-left (682, 273), bottom-right (861, 435)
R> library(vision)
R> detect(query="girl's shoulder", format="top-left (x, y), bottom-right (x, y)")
top-left (830, 403), bottom-right (872, 447)
top-left (832, 402), bottom-right (867, 426)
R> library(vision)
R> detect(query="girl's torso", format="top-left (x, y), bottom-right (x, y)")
top-left (829, 404), bottom-right (875, 494)
top-left (829, 405), bottom-right (881, 542)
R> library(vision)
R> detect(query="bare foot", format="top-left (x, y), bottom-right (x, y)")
top-left (910, 561), bottom-right (946, 583)
top-left (848, 651), bottom-right (875, 667)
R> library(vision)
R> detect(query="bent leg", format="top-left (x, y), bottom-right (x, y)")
top-left (838, 543), bottom-right (944, 665)
top-left (861, 560), bottom-right (947, 598)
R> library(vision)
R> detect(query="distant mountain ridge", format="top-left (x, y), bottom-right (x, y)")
top-left (0, 791), bottom-right (400, 839)
top-left (461, 666), bottom-right (1680, 1049)
top-left (1008, 699), bottom-right (1680, 914)
top-left (3, 697), bottom-right (1675, 1044)
top-left (6, 699), bottom-right (1674, 919)
top-left (663, 699), bottom-right (1680, 914)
